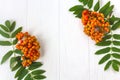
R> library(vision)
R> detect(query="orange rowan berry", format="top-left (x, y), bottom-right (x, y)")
top-left (16, 32), bottom-right (41, 67)
top-left (81, 10), bottom-right (110, 43)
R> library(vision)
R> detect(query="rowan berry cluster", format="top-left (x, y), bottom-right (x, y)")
top-left (82, 10), bottom-right (110, 43)
top-left (16, 32), bottom-right (40, 67)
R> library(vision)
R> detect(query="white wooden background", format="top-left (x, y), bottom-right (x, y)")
top-left (0, 0), bottom-right (120, 80)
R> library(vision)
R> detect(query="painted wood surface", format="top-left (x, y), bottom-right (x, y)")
top-left (0, 0), bottom-right (120, 80)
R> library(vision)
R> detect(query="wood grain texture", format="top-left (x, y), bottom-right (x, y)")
top-left (0, 0), bottom-right (120, 80)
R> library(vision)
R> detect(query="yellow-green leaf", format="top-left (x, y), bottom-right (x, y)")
top-left (1, 51), bottom-right (13, 64)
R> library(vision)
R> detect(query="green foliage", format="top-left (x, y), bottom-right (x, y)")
top-left (69, 5), bottom-right (85, 18)
top-left (104, 5), bottom-right (114, 17)
top-left (95, 32), bottom-right (120, 71)
top-left (94, 1), bottom-right (100, 11)
top-left (99, 54), bottom-right (111, 64)
top-left (96, 41), bottom-right (111, 46)
top-left (95, 47), bottom-right (110, 55)
top-left (104, 60), bottom-right (112, 70)
top-left (112, 62), bottom-right (119, 71)
top-left (15, 62), bottom-right (46, 80)
top-left (0, 29), bottom-right (10, 38)
top-left (0, 20), bottom-right (46, 79)
top-left (11, 27), bottom-right (22, 38)
top-left (70, 0), bottom-right (120, 72)
top-left (99, 1), bottom-right (110, 14)
top-left (0, 24), bottom-right (9, 32)
top-left (111, 20), bottom-right (120, 30)
top-left (28, 62), bottom-right (43, 70)
top-left (87, 0), bottom-right (93, 9)
top-left (1, 51), bottom-right (13, 64)
top-left (113, 34), bottom-right (120, 40)
top-left (0, 41), bottom-right (11, 46)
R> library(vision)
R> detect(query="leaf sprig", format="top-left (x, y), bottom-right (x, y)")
top-left (70, 0), bottom-right (120, 72)
top-left (0, 20), bottom-right (46, 79)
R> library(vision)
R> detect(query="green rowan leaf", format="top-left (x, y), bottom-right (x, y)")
top-left (69, 5), bottom-right (83, 11)
top-left (94, 1), bottom-right (100, 11)
top-left (99, 54), bottom-right (111, 64)
top-left (113, 41), bottom-right (120, 46)
top-left (12, 38), bottom-right (18, 45)
top-left (95, 47), bottom-right (110, 55)
top-left (28, 62), bottom-right (43, 70)
top-left (11, 27), bottom-right (22, 38)
top-left (109, 15), bottom-right (120, 25)
top-left (5, 20), bottom-right (11, 28)
top-left (113, 60), bottom-right (120, 65)
top-left (79, 0), bottom-right (83, 2)
top-left (104, 60), bottom-right (112, 70)
top-left (10, 21), bottom-right (16, 32)
top-left (99, 1), bottom-right (110, 13)
top-left (87, 0), bottom-right (93, 9)
top-left (96, 41), bottom-right (111, 46)
top-left (15, 66), bottom-right (25, 78)
top-left (102, 35), bottom-right (111, 41)
top-left (34, 75), bottom-right (46, 79)
top-left (83, 0), bottom-right (88, 5)
top-left (112, 47), bottom-right (120, 52)
top-left (17, 69), bottom-right (28, 80)
top-left (111, 20), bottom-right (120, 30)
top-left (104, 5), bottom-right (114, 17)
top-left (113, 34), bottom-right (120, 40)
top-left (0, 41), bottom-right (11, 46)
top-left (32, 70), bottom-right (46, 75)
top-left (24, 74), bottom-right (32, 80)
top-left (112, 62), bottom-right (119, 71)
top-left (14, 49), bottom-right (23, 55)
top-left (0, 29), bottom-right (10, 38)
top-left (0, 24), bottom-right (9, 32)
top-left (12, 62), bottom-right (21, 71)
top-left (1, 51), bottom-right (13, 64)
top-left (112, 53), bottom-right (120, 59)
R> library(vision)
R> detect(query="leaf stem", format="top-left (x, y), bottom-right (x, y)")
top-left (110, 29), bottom-right (113, 60)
